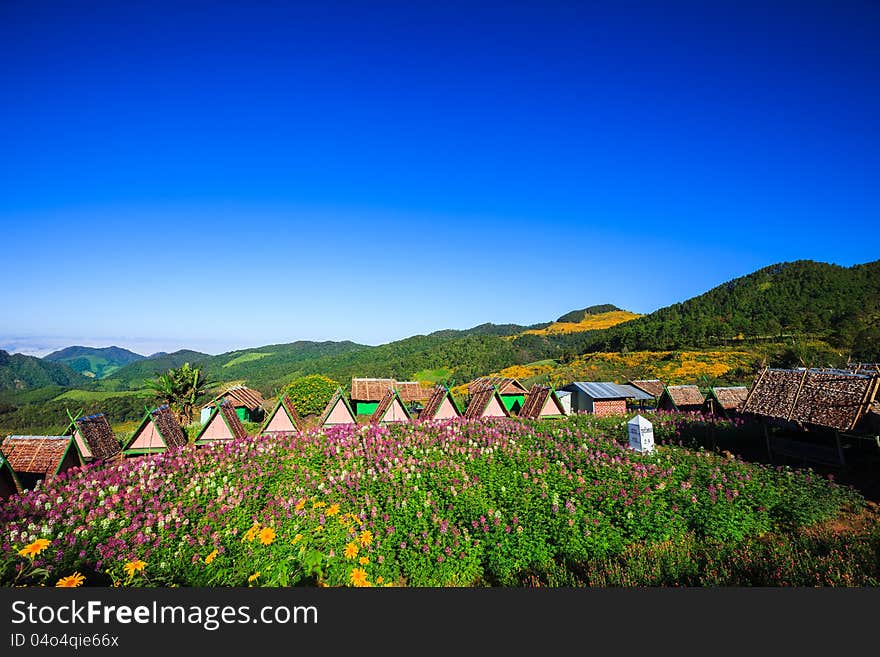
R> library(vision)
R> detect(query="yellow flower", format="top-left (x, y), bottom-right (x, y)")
top-left (295, 498), bottom-right (306, 511)
top-left (248, 572), bottom-right (260, 584)
top-left (56, 572), bottom-right (85, 588)
top-left (258, 527), bottom-right (276, 545)
top-left (337, 515), bottom-right (351, 526)
top-left (326, 504), bottom-right (340, 516)
top-left (314, 525), bottom-right (323, 533)
top-left (123, 560), bottom-right (146, 578)
top-left (377, 576), bottom-right (384, 584)
top-left (291, 533), bottom-right (303, 545)
top-left (18, 538), bottom-right (50, 558)
top-left (349, 568), bottom-right (370, 587)
top-left (312, 501), bottom-right (326, 509)
top-left (243, 523), bottom-right (261, 542)
top-left (359, 530), bottom-right (373, 547)
top-left (204, 549), bottom-right (219, 565)
top-left (344, 542), bottom-right (359, 559)
top-left (359, 556), bottom-right (370, 566)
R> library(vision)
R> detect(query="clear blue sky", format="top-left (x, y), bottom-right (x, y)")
top-left (1, 1), bottom-right (877, 356)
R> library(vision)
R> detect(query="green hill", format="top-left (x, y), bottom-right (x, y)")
top-left (559, 259), bottom-right (880, 360)
top-left (43, 345), bottom-right (145, 378)
top-left (0, 350), bottom-right (89, 390)
top-left (99, 350), bottom-right (212, 390)
top-left (556, 304), bottom-right (622, 323)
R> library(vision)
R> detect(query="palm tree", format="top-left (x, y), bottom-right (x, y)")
top-left (145, 362), bottom-right (213, 425)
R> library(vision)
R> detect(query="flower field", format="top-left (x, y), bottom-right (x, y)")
top-left (2, 415), bottom-right (877, 587)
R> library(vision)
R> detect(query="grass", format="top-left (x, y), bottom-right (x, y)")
top-left (411, 367), bottom-right (454, 383)
top-left (222, 352), bottom-right (275, 368)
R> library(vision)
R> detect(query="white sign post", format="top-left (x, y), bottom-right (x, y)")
top-left (627, 415), bottom-right (655, 454)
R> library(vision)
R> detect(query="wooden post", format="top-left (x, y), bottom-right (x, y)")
top-left (834, 430), bottom-right (846, 467)
top-left (763, 422), bottom-right (773, 463)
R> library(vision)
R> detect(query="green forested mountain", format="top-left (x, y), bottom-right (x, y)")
top-left (556, 304), bottom-right (622, 323)
top-left (43, 345), bottom-right (145, 378)
top-left (566, 260), bottom-right (880, 358)
top-left (0, 350), bottom-right (89, 390)
top-left (100, 350), bottom-right (211, 390)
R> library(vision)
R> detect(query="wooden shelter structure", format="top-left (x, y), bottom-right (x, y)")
top-left (418, 385), bottom-right (463, 421)
top-left (0, 435), bottom-right (80, 490)
top-left (123, 405), bottom-right (188, 456)
top-left (657, 385), bottom-right (705, 413)
top-left (195, 400), bottom-right (249, 445)
top-left (260, 395), bottom-right (304, 435)
top-left (319, 388), bottom-right (357, 427)
top-left (200, 385), bottom-right (265, 424)
top-left (741, 367), bottom-right (880, 466)
top-left (519, 384), bottom-right (567, 419)
top-left (68, 412), bottom-right (123, 463)
top-left (561, 382), bottom-right (653, 416)
top-left (464, 386), bottom-right (510, 419)
top-left (370, 389), bottom-right (412, 424)
top-left (468, 377), bottom-right (528, 414)
top-left (628, 379), bottom-right (666, 400)
top-left (702, 386), bottom-right (749, 418)
top-left (350, 378), bottom-right (428, 415)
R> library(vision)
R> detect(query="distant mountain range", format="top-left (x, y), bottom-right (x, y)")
top-left (43, 345), bottom-right (146, 378)
top-left (1, 258), bottom-right (877, 395)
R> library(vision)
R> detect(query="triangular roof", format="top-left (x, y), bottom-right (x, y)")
top-left (69, 413), bottom-right (122, 462)
top-left (195, 400), bottom-right (249, 444)
top-left (628, 379), bottom-right (666, 398)
top-left (201, 385), bottom-right (265, 410)
top-left (0, 452), bottom-right (22, 498)
top-left (519, 384), bottom-right (567, 418)
top-left (319, 387), bottom-right (357, 426)
top-left (260, 395), bottom-right (305, 434)
top-left (464, 387), bottom-right (511, 419)
top-left (660, 385), bottom-right (705, 410)
top-left (469, 377), bottom-right (528, 396)
top-left (419, 385), bottom-right (463, 420)
top-left (706, 386), bottom-right (749, 412)
top-left (1, 435), bottom-right (79, 476)
top-left (370, 389), bottom-right (412, 424)
top-left (123, 405), bottom-right (188, 454)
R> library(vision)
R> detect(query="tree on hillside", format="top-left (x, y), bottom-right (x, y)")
top-left (145, 362), bottom-right (213, 425)
top-left (281, 374), bottom-right (340, 417)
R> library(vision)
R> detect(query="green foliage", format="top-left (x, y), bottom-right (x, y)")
top-left (144, 362), bottom-right (213, 425)
top-left (280, 375), bottom-right (340, 416)
top-left (0, 350), bottom-right (88, 390)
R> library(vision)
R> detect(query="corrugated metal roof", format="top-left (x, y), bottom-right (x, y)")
top-left (563, 382), bottom-right (653, 400)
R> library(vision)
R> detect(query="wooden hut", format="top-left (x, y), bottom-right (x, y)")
top-left (658, 385), bottom-right (705, 413)
top-left (0, 452), bottom-right (22, 500)
top-left (628, 379), bottom-right (665, 400)
top-left (350, 378), bottom-right (428, 415)
top-left (1, 435), bottom-right (80, 491)
top-left (200, 385), bottom-right (265, 424)
top-left (123, 405), bottom-right (188, 456)
top-left (464, 386), bottom-right (510, 419)
top-left (418, 385), bottom-right (463, 421)
top-left (519, 384), bottom-right (567, 419)
top-left (69, 413), bottom-right (123, 463)
top-left (319, 388), bottom-right (357, 427)
top-left (260, 395), bottom-right (304, 435)
top-left (561, 382), bottom-right (653, 416)
top-left (370, 389), bottom-right (412, 425)
top-left (468, 377), bottom-right (528, 415)
top-left (741, 367), bottom-right (880, 466)
top-left (702, 386), bottom-right (749, 418)
top-left (195, 400), bottom-right (249, 445)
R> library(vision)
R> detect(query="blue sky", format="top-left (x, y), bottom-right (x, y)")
top-left (1, 1), bottom-right (878, 357)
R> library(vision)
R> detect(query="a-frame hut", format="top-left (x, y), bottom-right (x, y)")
top-left (260, 395), bottom-right (304, 435)
top-left (123, 405), bottom-right (188, 456)
top-left (468, 377), bottom-right (528, 414)
top-left (418, 385), bottom-right (463, 421)
top-left (319, 388), bottom-right (357, 428)
top-left (702, 386), bottom-right (749, 418)
top-left (464, 386), bottom-right (511, 419)
top-left (195, 400), bottom-right (249, 446)
top-left (658, 385), bottom-right (705, 413)
top-left (0, 435), bottom-right (80, 491)
top-left (0, 452), bottom-right (22, 500)
top-left (200, 385), bottom-right (266, 424)
top-left (68, 412), bottom-right (123, 463)
top-left (370, 389), bottom-right (412, 425)
top-left (519, 384), bottom-right (567, 419)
